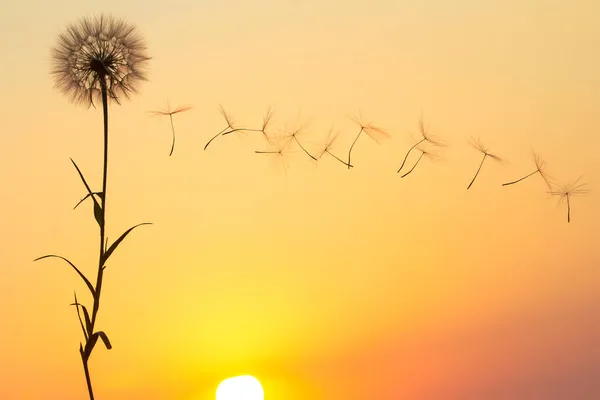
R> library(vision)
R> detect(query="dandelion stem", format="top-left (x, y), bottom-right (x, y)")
top-left (397, 138), bottom-right (425, 173)
top-left (347, 128), bottom-right (363, 170)
top-left (92, 77), bottom-right (108, 328)
top-left (81, 354), bottom-right (95, 400)
top-left (326, 150), bottom-right (353, 168)
top-left (294, 136), bottom-right (317, 161)
top-left (168, 114), bottom-right (175, 157)
top-left (222, 127), bottom-right (261, 136)
top-left (567, 193), bottom-right (571, 223)
top-left (502, 169), bottom-right (538, 186)
top-left (467, 154), bottom-right (487, 190)
top-left (204, 127), bottom-right (228, 150)
top-left (401, 152), bottom-right (425, 178)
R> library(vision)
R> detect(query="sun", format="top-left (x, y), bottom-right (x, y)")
top-left (216, 375), bottom-right (264, 400)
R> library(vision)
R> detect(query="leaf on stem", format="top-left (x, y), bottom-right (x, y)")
top-left (71, 158), bottom-right (103, 227)
top-left (101, 223), bottom-right (152, 265)
top-left (97, 331), bottom-right (112, 350)
top-left (33, 255), bottom-right (95, 296)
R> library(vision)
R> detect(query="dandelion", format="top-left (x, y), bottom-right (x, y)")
top-left (346, 112), bottom-right (389, 169)
top-left (466, 136), bottom-right (504, 189)
top-left (316, 126), bottom-right (353, 168)
top-left (39, 15), bottom-right (151, 400)
top-left (502, 151), bottom-right (553, 189)
top-left (148, 103), bottom-right (192, 156)
top-left (549, 176), bottom-right (589, 223)
top-left (397, 116), bottom-right (444, 173)
top-left (51, 15), bottom-right (150, 107)
top-left (400, 145), bottom-right (440, 178)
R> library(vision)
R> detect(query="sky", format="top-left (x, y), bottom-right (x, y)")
top-left (1, 0), bottom-right (599, 399)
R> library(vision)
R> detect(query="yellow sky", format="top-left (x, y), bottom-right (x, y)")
top-left (1, 0), bottom-right (599, 399)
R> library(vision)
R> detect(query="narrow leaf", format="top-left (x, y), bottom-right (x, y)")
top-left (71, 292), bottom-right (88, 340)
top-left (101, 223), bottom-right (152, 265)
top-left (80, 304), bottom-right (93, 336)
top-left (97, 331), bottom-right (112, 350)
top-left (71, 159), bottom-right (103, 226)
top-left (94, 201), bottom-right (104, 227)
top-left (34, 255), bottom-right (95, 296)
top-left (85, 332), bottom-right (99, 355)
top-left (73, 192), bottom-right (103, 210)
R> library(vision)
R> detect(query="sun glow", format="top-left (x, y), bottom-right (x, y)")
top-left (216, 375), bottom-right (264, 400)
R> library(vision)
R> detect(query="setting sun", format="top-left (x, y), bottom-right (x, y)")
top-left (216, 376), bottom-right (264, 400)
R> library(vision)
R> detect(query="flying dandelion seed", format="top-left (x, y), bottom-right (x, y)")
top-left (255, 131), bottom-right (294, 176)
top-left (397, 115), bottom-right (444, 174)
top-left (316, 126), bottom-right (353, 168)
top-left (346, 112), bottom-right (389, 169)
top-left (400, 145), bottom-right (440, 178)
top-left (502, 151), bottom-right (554, 189)
top-left (466, 136), bottom-right (504, 190)
top-left (148, 103), bottom-right (192, 156)
top-left (282, 116), bottom-right (318, 161)
top-left (222, 106), bottom-right (275, 144)
top-left (204, 105), bottom-right (236, 150)
top-left (549, 176), bottom-right (589, 223)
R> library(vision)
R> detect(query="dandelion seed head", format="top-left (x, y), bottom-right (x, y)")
top-left (549, 176), bottom-right (589, 198)
top-left (349, 113), bottom-right (389, 143)
top-left (417, 144), bottom-right (442, 162)
top-left (219, 105), bottom-right (236, 128)
top-left (51, 14), bottom-right (150, 107)
top-left (532, 151), bottom-right (555, 189)
top-left (419, 116), bottom-right (444, 147)
top-left (469, 136), bottom-right (503, 162)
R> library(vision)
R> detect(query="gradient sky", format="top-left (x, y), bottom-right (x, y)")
top-left (1, 0), bottom-right (599, 399)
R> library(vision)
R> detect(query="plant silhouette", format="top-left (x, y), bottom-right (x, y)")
top-left (316, 126), bottom-right (353, 168)
top-left (549, 176), bottom-right (589, 223)
top-left (466, 136), bottom-right (504, 189)
top-left (36, 15), bottom-right (151, 400)
top-left (149, 103), bottom-right (192, 156)
top-left (502, 151), bottom-right (553, 189)
top-left (397, 116), bottom-right (444, 174)
top-left (346, 112), bottom-right (389, 169)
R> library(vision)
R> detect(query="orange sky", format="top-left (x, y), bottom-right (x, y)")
top-left (1, 1), bottom-right (599, 399)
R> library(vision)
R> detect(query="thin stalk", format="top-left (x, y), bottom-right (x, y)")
top-left (222, 127), bottom-right (261, 136)
top-left (467, 154), bottom-right (487, 190)
top-left (293, 136), bottom-right (317, 161)
top-left (567, 194), bottom-right (571, 223)
top-left (204, 127), bottom-right (228, 150)
top-left (400, 152), bottom-right (424, 178)
top-left (326, 150), bottom-right (353, 168)
top-left (168, 114), bottom-right (175, 157)
top-left (81, 355), bottom-right (94, 400)
top-left (81, 76), bottom-right (109, 400)
top-left (347, 128), bottom-right (363, 170)
top-left (397, 138), bottom-right (425, 173)
top-left (502, 169), bottom-right (538, 186)
top-left (92, 77), bottom-right (108, 327)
